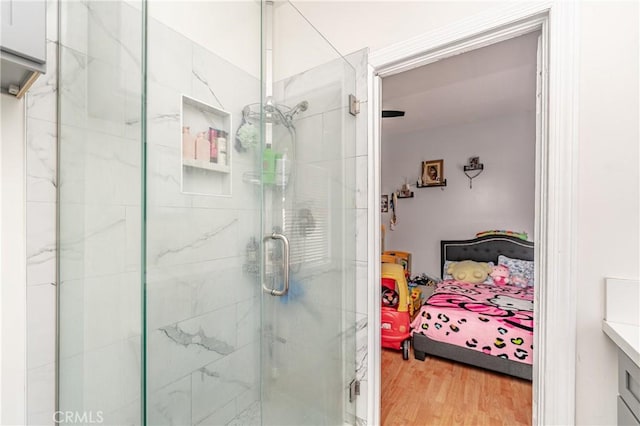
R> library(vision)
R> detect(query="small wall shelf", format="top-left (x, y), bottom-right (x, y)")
top-left (183, 158), bottom-right (230, 174)
top-left (180, 95), bottom-right (232, 196)
top-left (463, 164), bottom-right (484, 189)
top-left (416, 179), bottom-right (447, 188)
top-left (397, 192), bottom-right (414, 199)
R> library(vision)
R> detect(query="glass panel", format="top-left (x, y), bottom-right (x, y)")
top-left (58, 1), bottom-right (144, 424)
top-left (260, 2), bottom-right (357, 425)
top-left (59, 2), bottom-right (357, 425)
top-left (144, 2), bottom-right (263, 425)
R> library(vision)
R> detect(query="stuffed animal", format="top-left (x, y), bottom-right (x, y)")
top-left (446, 260), bottom-right (493, 283)
top-left (490, 264), bottom-right (510, 286)
top-left (510, 274), bottom-right (528, 288)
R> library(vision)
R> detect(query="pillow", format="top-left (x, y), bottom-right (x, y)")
top-left (497, 255), bottom-right (534, 287)
top-left (443, 259), bottom-right (494, 284)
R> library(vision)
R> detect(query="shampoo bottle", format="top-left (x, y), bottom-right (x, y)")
top-left (182, 126), bottom-right (195, 160)
top-left (195, 132), bottom-right (210, 162)
top-left (217, 130), bottom-right (227, 166)
top-left (209, 128), bottom-right (218, 163)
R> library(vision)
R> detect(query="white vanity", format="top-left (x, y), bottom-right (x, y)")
top-left (603, 278), bottom-right (640, 425)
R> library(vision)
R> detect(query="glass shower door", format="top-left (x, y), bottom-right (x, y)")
top-left (260, 2), bottom-right (358, 424)
top-left (144, 2), bottom-right (264, 424)
top-left (144, 1), bottom-right (357, 425)
top-left (58, 1), bottom-right (358, 424)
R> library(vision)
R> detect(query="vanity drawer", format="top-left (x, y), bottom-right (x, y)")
top-left (619, 396), bottom-right (640, 426)
top-left (619, 351), bottom-right (640, 423)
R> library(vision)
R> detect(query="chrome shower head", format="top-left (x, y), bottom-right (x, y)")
top-left (285, 100), bottom-right (309, 121)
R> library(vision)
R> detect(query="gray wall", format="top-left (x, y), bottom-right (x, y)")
top-left (382, 112), bottom-right (535, 277)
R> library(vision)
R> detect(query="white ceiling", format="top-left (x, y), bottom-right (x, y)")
top-left (381, 32), bottom-right (540, 136)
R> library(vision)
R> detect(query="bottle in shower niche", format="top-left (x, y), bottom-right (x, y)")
top-left (208, 128), bottom-right (218, 163)
top-left (195, 131), bottom-right (210, 162)
top-left (182, 126), bottom-right (195, 160)
top-left (217, 130), bottom-right (227, 166)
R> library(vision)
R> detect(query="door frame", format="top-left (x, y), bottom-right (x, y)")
top-left (367, 1), bottom-right (579, 425)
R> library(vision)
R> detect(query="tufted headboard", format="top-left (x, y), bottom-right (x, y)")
top-left (440, 235), bottom-right (535, 278)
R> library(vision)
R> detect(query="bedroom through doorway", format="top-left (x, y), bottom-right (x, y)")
top-left (378, 30), bottom-right (541, 424)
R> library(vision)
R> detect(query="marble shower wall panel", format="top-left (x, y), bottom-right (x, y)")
top-left (26, 41), bottom-right (58, 126)
top-left (148, 304), bottom-right (240, 390)
top-left (26, 283), bottom-right (56, 369)
top-left (146, 259), bottom-right (258, 331)
top-left (27, 362), bottom-right (56, 425)
top-left (190, 343), bottom-right (259, 424)
top-left (58, 46), bottom-right (87, 129)
top-left (82, 272), bottom-right (141, 351)
top-left (280, 58), bottom-right (346, 117)
top-left (81, 336), bottom-right (141, 415)
top-left (148, 376), bottom-right (192, 426)
top-left (26, 200), bottom-right (56, 287)
top-left (146, 206), bottom-right (240, 267)
top-left (56, 1), bottom-right (144, 423)
top-left (59, 204), bottom-right (127, 280)
top-left (25, 3), bottom-right (60, 424)
top-left (59, 2), bottom-right (143, 138)
top-left (25, 118), bottom-right (57, 204)
top-left (147, 19), bottom-right (193, 94)
top-left (146, 15), bottom-right (262, 425)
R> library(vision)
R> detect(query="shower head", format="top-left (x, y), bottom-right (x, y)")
top-left (242, 98), bottom-right (309, 129)
top-left (285, 100), bottom-right (309, 122)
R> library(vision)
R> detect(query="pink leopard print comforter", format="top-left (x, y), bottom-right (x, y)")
top-left (410, 280), bottom-right (534, 365)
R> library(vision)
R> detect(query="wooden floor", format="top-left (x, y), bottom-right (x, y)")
top-left (381, 348), bottom-right (532, 425)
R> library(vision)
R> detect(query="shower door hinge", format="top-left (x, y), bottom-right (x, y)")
top-left (348, 379), bottom-right (360, 403)
top-left (349, 94), bottom-right (360, 116)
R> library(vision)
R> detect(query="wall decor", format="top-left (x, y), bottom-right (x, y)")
top-left (420, 159), bottom-right (445, 186)
top-left (397, 181), bottom-right (414, 198)
top-left (463, 155), bottom-right (484, 189)
top-left (381, 194), bottom-right (389, 212)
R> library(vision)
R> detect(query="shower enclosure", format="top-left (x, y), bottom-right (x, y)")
top-left (58, 1), bottom-right (358, 424)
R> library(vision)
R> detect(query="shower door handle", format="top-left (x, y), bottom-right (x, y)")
top-left (262, 232), bottom-right (290, 296)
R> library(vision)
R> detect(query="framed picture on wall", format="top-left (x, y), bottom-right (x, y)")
top-left (381, 194), bottom-right (389, 212)
top-left (422, 159), bottom-right (444, 185)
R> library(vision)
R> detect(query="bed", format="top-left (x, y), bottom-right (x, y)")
top-left (410, 235), bottom-right (535, 380)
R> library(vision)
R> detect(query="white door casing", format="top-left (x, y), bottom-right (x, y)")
top-left (367, 2), bottom-right (579, 425)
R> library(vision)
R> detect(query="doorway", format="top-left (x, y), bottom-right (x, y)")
top-left (379, 30), bottom-right (540, 424)
top-left (368, 4), bottom-right (580, 425)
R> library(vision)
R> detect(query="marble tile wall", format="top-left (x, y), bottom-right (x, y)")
top-left (24, 1), bottom-right (370, 424)
top-left (25, 0), bottom-right (59, 423)
top-left (56, 1), bottom-right (144, 425)
top-left (145, 16), bottom-right (262, 426)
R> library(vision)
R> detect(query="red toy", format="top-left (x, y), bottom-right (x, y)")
top-left (381, 262), bottom-right (411, 360)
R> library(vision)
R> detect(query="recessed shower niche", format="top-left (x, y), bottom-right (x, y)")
top-left (180, 95), bottom-right (232, 196)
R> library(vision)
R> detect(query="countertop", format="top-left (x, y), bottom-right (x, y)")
top-left (602, 320), bottom-right (640, 367)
